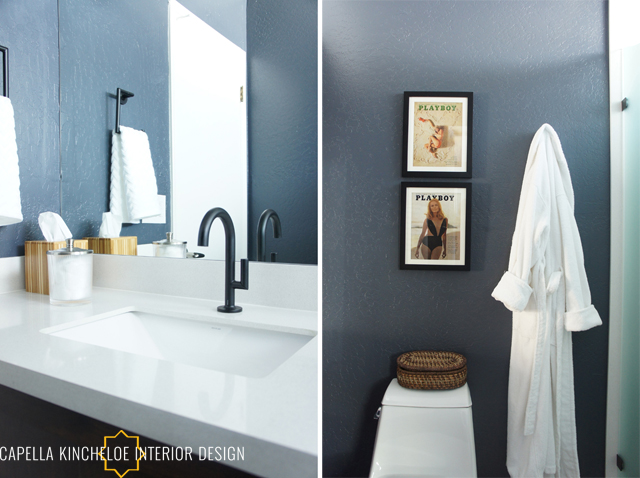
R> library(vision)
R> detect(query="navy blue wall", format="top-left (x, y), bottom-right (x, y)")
top-left (247, 0), bottom-right (318, 264)
top-left (59, 0), bottom-right (171, 244)
top-left (323, 1), bottom-right (609, 476)
top-left (0, 0), bottom-right (60, 257)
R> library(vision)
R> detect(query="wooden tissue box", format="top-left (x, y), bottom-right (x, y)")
top-left (25, 240), bottom-right (89, 295)
top-left (83, 236), bottom-right (137, 256)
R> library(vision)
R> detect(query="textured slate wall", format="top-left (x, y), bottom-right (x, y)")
top-left (323, 1), bottom-right (610, 477)
top-left (0, 0), bottom-right (60, 257)
top-left (247, 0), bottom-right (318, 264)
top-left (59, 0), bottom-right (170, 244)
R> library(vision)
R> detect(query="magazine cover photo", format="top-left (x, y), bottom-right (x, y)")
top-left (402, 183), bottom-right (470, 270)
top-left (412, 101), bottom-right (464, 167)
top-left (403, 92), bottom-right (472, 177)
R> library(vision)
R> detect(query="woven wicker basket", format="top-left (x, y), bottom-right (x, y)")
top-left (397, 350), bottom-right (467, 390)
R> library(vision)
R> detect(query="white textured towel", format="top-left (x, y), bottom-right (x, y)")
top-left (0, 96), bottom-right (23, 226)
top-left (110, 126), bottom-right (161, 223)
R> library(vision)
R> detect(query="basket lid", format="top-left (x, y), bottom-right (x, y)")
top-left (397, 350), bottom-right (466, 372)
top-left (382, 379), bottom-right (472, 408)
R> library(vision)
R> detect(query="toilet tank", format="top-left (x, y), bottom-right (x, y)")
top-left (369, 379), bottom-right (477, 478)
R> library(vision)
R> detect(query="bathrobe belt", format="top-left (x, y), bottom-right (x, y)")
top-left (523, 268), bottom-right (563, 437)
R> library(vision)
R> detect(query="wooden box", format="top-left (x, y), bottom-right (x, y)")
top-left (25, 240), bottom-right (89, 295)
top-left (83, 237), bottom-right (137, 256)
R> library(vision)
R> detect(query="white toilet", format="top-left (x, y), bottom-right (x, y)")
top-left (369, 379), bottom-right (477, 478)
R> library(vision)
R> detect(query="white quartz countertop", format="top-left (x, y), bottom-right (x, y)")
top-left (0, 287), bottom-right (317, 478)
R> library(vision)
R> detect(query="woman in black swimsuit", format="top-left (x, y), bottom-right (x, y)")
top-left (415, 198), bottom-right (447, 260)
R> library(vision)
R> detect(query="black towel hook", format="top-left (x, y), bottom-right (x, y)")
top-left (0, 45), bottom-right (8, 98)
top-left (115, 87), bottom-right (134, 134)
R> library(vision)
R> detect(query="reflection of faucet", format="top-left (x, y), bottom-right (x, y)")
top-left (198, 207), bottom-right (249, 313)
top-left (257, 209), bottom-right (282, 262)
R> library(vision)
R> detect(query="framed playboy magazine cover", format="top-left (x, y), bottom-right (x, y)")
top-left (401, 182), bottom-right (471, 271)
top-left (402, 91), bottom-right (473, 178)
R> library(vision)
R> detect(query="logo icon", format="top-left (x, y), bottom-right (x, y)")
top-left (99, 430), bottom-right (145, 477)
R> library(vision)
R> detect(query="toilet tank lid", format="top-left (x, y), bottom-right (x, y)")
top-left (381, 379), bottom-right (472, 408)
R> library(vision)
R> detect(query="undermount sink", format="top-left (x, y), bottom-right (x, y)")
top-left (40, 307), bottom-right (315, 378)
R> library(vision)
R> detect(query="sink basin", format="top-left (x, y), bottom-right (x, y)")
top-left (41, 307), bottom-right (315, 378)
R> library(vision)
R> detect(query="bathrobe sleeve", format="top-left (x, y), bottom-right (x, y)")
top-left (557, 195), bottom-right (602, 331)
top-left (492, 144), bottom-right (551, 312)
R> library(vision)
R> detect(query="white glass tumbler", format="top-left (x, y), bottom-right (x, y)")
top-left (153, 232), bottom-right (187, 258)
top-left (47, 239), bottom-right (93, 305)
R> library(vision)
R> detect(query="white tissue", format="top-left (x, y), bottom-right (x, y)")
top-left (38, 212), bottom-right (72, 242)
top-left (98, 212), bottom-right (122, 238)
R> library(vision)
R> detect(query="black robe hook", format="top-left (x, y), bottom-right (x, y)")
top-left (115, 88), bottom-right (134, 133)
top-left (1, 45), bottom-right (8, 98)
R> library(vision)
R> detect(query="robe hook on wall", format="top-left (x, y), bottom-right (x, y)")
top-left (1, 45), bottom-right (8, 98)
top-left (115, 87), bottom-right (134, 134)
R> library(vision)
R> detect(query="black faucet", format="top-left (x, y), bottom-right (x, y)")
top-left (257, 209), bottom-right (282, 262)
top-left (198, 207), bottom-right (249, 313)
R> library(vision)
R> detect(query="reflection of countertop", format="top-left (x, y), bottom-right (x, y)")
top-left (0, 287), bottom-right (317, 478)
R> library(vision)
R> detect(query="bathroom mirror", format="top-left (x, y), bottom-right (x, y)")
top-left (58, 0), bottom-right (317, 265)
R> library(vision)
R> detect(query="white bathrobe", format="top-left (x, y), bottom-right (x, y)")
top-left (492, 124), bottom-right (602, 477)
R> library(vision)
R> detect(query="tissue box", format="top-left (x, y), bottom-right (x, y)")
top-left (83, 237), bottom-right (137, 256)
top-left (25, 240), bottom-right (89, 295)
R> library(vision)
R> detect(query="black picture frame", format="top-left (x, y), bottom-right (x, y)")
top-left (400, 182), bottom-right (471, 271)
top-left (402, 91), bottom-right (473, 178)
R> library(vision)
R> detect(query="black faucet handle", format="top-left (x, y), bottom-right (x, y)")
top-left (233, 259), bottom-right (249, 290)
